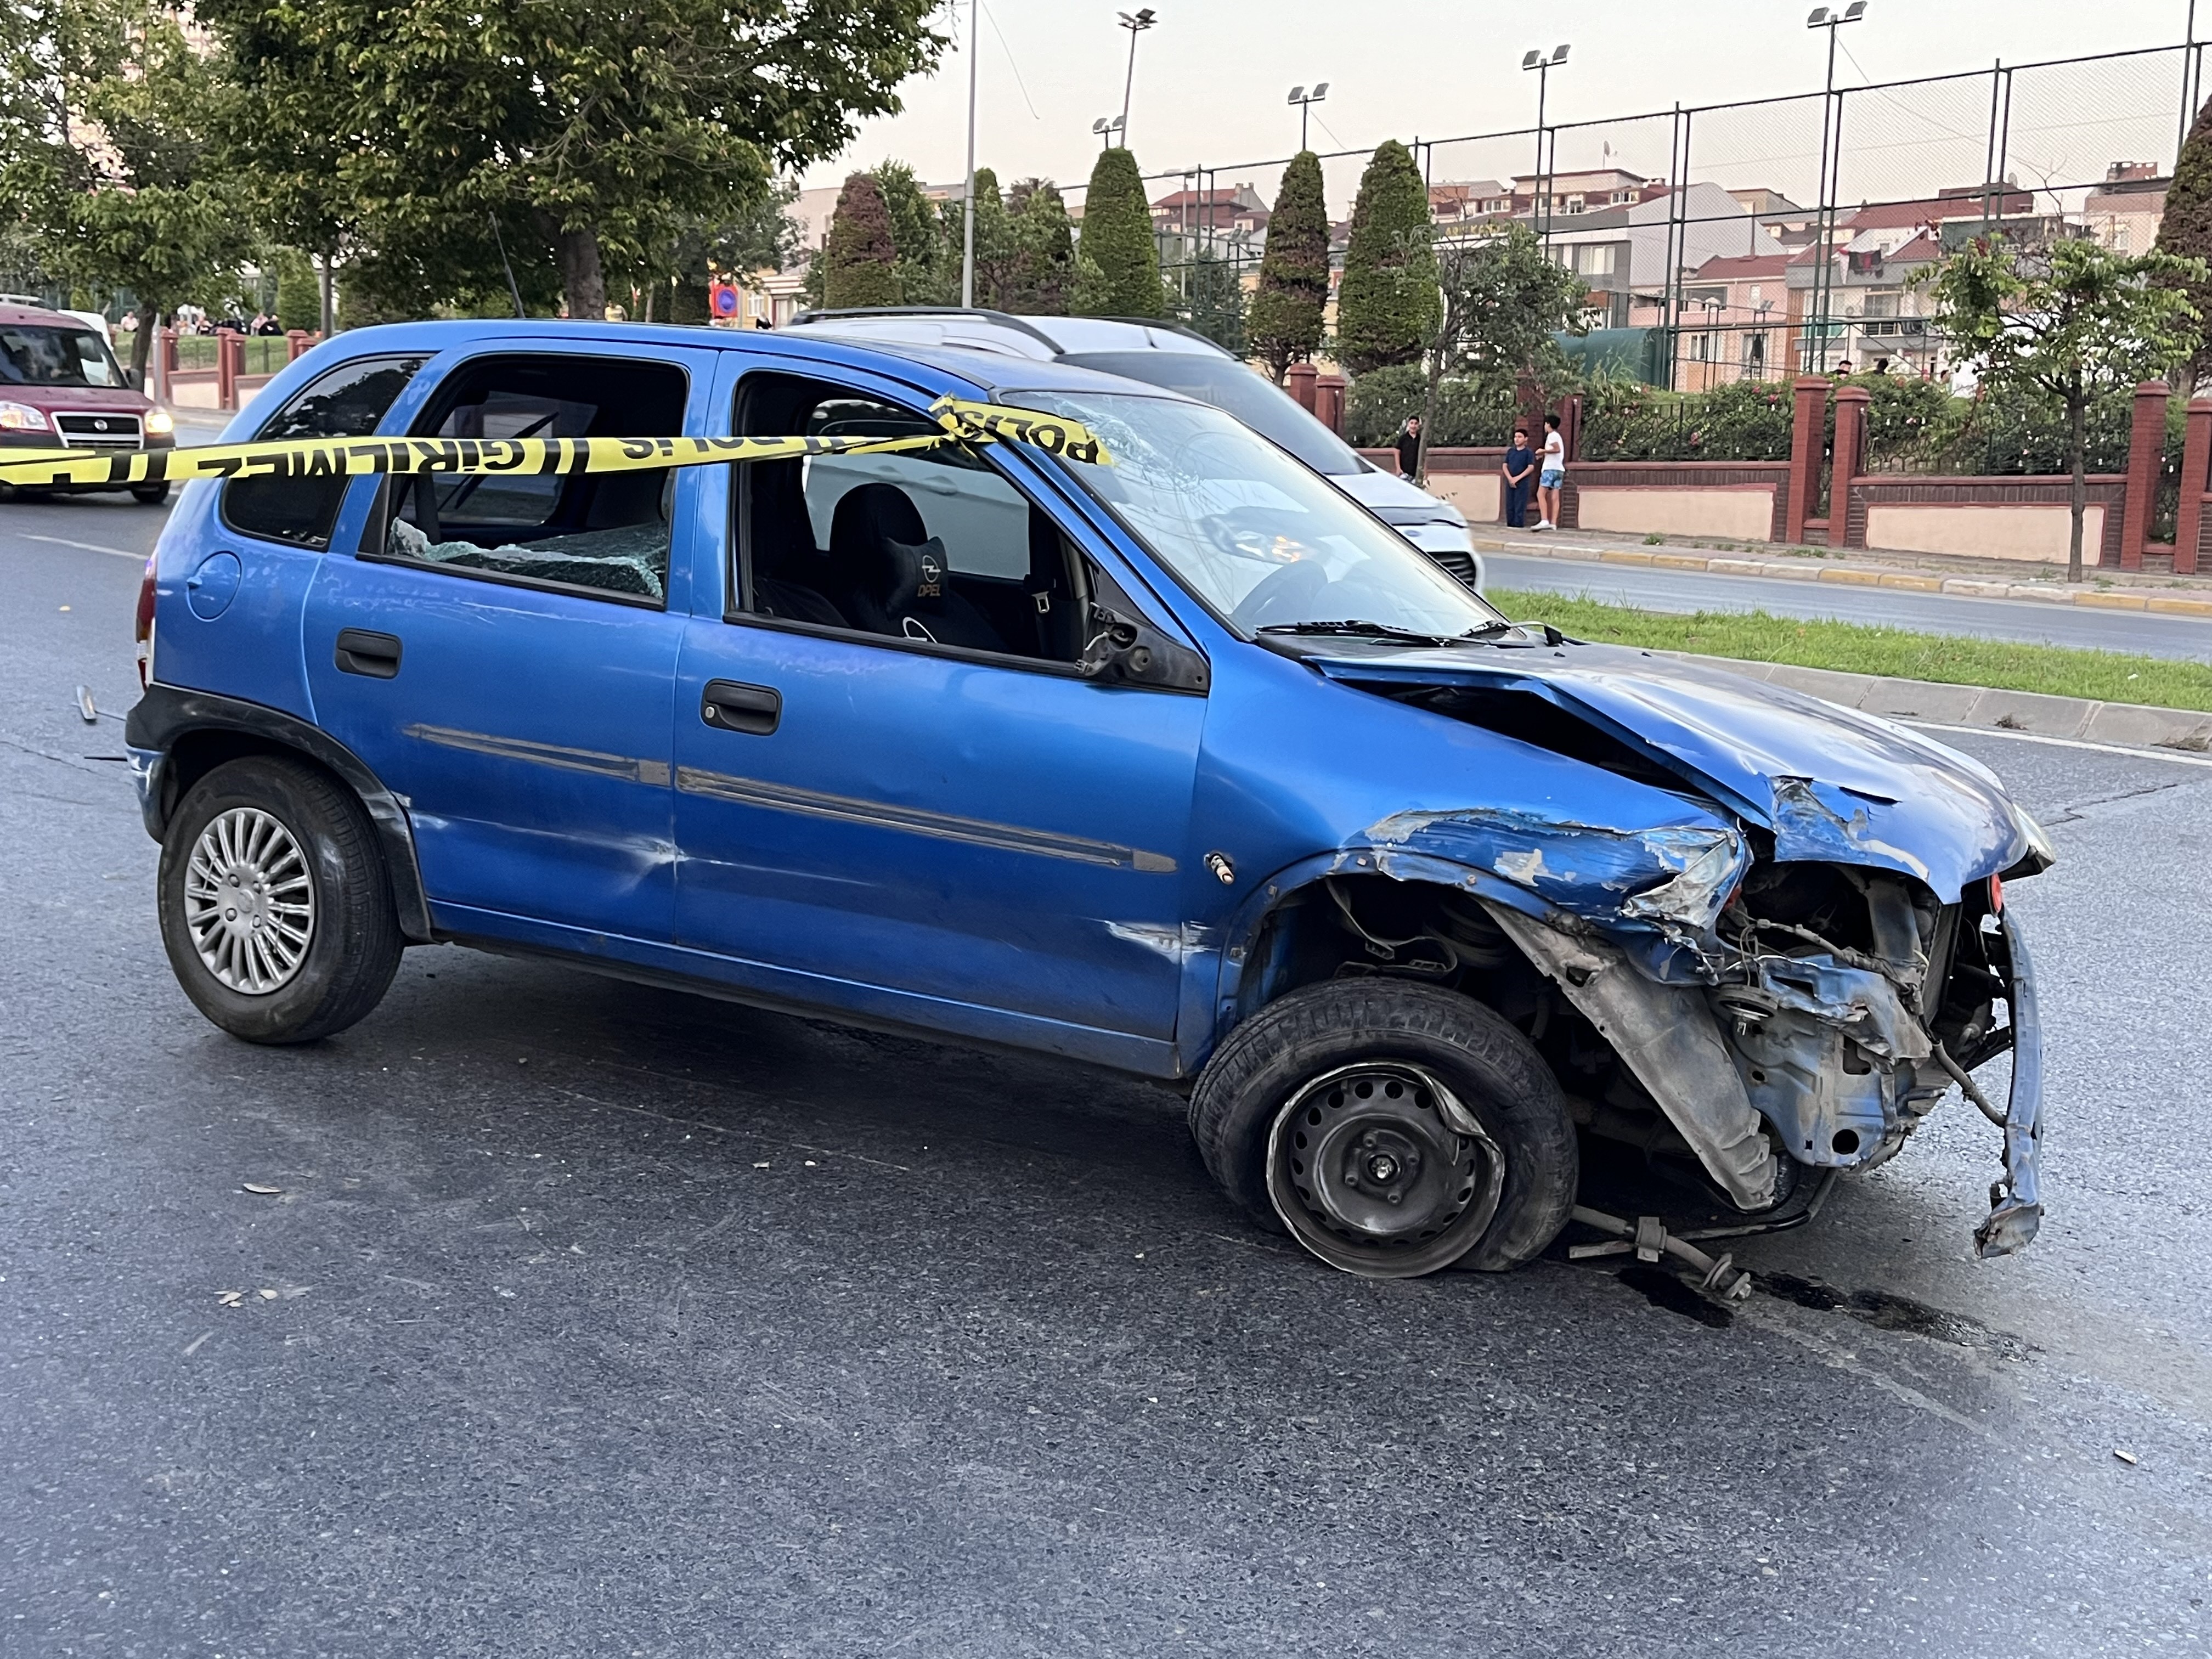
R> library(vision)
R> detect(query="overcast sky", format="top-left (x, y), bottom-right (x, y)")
top-left (801, 0), bottom-right (2207, 211)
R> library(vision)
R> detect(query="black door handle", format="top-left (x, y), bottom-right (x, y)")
top-left (701, 679), bottom-right (781, 735)
top-left (335, 628), bottom-right (403, 679)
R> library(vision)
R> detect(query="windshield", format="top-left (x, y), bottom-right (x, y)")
top-left (0, 324), bottom-right (126, 388)
top-left (1058, 348), bottom-right (1367, 477)
top-left (1013, 390), bottom-right (1510, 639)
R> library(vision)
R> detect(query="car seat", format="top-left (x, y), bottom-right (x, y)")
top-left (827, 482), bottom-right (1005, 651)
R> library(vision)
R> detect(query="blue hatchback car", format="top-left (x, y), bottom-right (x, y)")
top-left (124, 320), bottom-right (2051, 1280)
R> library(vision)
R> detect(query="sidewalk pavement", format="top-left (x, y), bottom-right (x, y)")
top-left (1474, 523), bottom-right (2212, 619)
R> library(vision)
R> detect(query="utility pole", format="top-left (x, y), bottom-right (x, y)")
top-left (1807, 3), bottom-right (1866, 375)
top-left (1521, 46), bottom-right (1570, 241)
top-left (1118, 10), bottom-right (1156, 145)
top-left (962, 0), bottom-right (978, 308)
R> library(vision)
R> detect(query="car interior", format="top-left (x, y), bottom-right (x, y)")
top-left (376, 354), bottom-right (687, 602)
top-left (734, 371), bottom-right (1091, 664)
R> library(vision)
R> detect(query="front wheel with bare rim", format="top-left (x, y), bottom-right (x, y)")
top-left (158, 755), bottom-right (402, 1043)
top-left (1189, 980), bottom-right (1578, 1278)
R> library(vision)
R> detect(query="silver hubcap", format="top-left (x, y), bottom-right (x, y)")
top-left (184, 807), bottom-right (315, 995)
top-left (1265, 1060), bottom-right (1506, 1279)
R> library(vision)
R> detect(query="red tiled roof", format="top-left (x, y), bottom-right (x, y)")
top-left (1692, 253), bottom-right (1790, 281)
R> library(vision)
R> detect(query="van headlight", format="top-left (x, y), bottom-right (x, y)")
top-left (0, 401), bottom-right (52, 431)
top-left (145, 407), bottom-right (174, 436)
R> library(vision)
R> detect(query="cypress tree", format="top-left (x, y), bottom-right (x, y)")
top-left (1336, 139), bottom-right (1439, 375)
top-left (1248, 150), bottom-right (1329, 382)
top-left (876, 159), bottom-right (949, 305)
top-left (1005, 177), bottom-right (1076, 314)
top-left (2158, 94), bottom-right (2212, 390)
top-left (820, 171), bottom-right (901, 309)
top-left (273, 248), bottom-right (321, 331)
top-left (1074, 147), bottom-right (1166, 318)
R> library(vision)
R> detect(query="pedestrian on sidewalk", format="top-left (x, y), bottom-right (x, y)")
top-left (1502, 427), bottom-right (1536, 528)
top-left (1396, 415), bottom-right (1423, 481)
top-left (1534, 413), bottom-right (1565, 531)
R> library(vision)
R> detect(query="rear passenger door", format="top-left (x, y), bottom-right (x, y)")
top-left (302, 342), bottom-right (713, 947)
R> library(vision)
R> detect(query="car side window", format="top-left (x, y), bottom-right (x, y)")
top-left (372, 353), bottom-right (687, 606)
top-left (734, 372), bottom-right (1088, 664)
top-left (221, 354), bottom-right (425, 549)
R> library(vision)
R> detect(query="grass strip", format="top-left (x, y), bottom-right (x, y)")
top-left (1486, 585), bottom-right (2212, 714)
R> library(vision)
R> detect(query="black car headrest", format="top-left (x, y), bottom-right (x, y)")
top-left (829, 482), bottom-right (930, 608)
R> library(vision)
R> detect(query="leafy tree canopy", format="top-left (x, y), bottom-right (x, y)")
top-left (1927, 233), bottom-right (2203, 580)
top-left (2157, 92), bottom-right (2212, 387)
top-left (821, 171), bottom-right (901, 309)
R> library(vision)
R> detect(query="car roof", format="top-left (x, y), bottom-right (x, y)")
top-left (313, 318), bottom-right (1193, 407)
top-left (0, 302), bottom-right (101, 330)
top-left (788, 308), bottom-right (1232, 363)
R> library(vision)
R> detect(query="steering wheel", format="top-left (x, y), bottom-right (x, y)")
top-left (1229, 555), bottom-right (1330, 629)
top-left (1200, 505), bottom-right (1317, 563)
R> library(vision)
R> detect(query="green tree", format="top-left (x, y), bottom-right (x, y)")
top-left (273, 247), bottom-right (321, 331)
top-left (939, 166), bottom-right (1021, 307)
top-left (2157, 92), bottom-right (2212, 393)
top-left (1176, 251), bottom-right (1248, 354)
top-left (32, 2), bottom-right (250, 382)
top-left (1248, 150), bottom-right (1328, 382)
top-left (1004, 177), bottom-right (1075, 314)
top-left (1074, 147), bottom-right (1165, 318)
top-left (1410, 223), bottom-right (1586, 481)
top-left (820, 171), bottom-right (901, 308)
top-left (205, 0), bottom-right (945, 322)
top-left (876, 160), bottom-right (950, 305)
top-left (1336, 139), bottom-right (1437, 375)
top-left (1926, 234), bottom-right (2203, 582)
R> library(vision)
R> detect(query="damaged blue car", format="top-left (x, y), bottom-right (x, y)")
top-left (123, 321), bottom-right (2049, 1283)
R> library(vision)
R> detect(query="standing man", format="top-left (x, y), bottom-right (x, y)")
top-left (1396, 415), bottom-right (1423, 481)
top-left (1534, 412), bottom-right (1566, 532)
top-left (1501, 426), bottom-right (1536, 529)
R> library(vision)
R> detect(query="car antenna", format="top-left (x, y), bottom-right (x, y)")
top-left (488, 214), bottom-right (526, 319)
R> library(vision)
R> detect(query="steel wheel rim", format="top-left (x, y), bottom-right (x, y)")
top-left (1265, 1059), bottom-right (1506, 1279)
top-left (183, 806), bottom-right (316, 995)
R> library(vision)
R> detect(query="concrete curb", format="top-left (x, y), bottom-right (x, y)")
top-left (1474, 535), bottom-right (2212, 618)
top-left (1672, 652), bottom-right (2212, 751)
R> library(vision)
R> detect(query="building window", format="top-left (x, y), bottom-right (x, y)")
top-left (1746, 332), bottom-right (1767, 368)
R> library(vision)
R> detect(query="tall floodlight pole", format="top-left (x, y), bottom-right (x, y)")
top-left (1807, 3), bottom-right (1867, 374)
top-left (962, 0), bottom-right (979, 307)
top-left (1118, 10), bottom-right (1156, 145)
top-left (1521, 45), bottom-right (1570, 240)
top-left (1288, 82), bottom-right (1329, 151)
top-left (2185, 0), bottom-right (2202, 156)
top-left (1092, 115), bottom-right (1124, 150)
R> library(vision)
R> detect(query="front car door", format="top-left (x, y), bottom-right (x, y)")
top-left (669, 356), bottom-right (1207, 1071)
top-left (301, 340), bottom-right (714, 947)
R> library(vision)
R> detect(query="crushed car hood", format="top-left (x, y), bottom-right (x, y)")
top-left (1306, 642), bottom-right (2044, 902)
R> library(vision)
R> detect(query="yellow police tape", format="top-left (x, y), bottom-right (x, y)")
top-left (0, 396), bottom-right (1108, 489)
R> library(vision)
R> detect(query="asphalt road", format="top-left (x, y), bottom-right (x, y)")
top-left (4, 490), bottom-right (2208, 1657)
top-left (1487, 549), bottom-right (2212, 663)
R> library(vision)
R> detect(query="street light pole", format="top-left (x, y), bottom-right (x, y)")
top-left (1806, 3), bottom-right (1866, 375)
top-left (1118, 10), bottom-right (1156, 146)
top-left (1287, 82), bottom-right (1329, 151)
top-left (962, 0), bottom-right (978, 308)
top-left (1521, 46), bottom-right (1570, 240)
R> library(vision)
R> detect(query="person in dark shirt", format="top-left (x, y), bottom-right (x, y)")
top-left (1395, 415), bottom-right (1422, 479)
top-left (1501, 427), bottom-right (1536, 528)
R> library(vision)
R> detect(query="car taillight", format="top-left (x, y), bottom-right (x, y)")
top-left (134, 555), bottom-right (156, 690)
top-left (1988, 873), bottom-right (2004, 914)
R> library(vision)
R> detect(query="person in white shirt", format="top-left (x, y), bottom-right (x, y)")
top-left (1534, 413), bottom-right (1566, 531)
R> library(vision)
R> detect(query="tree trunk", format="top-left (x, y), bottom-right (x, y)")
top-left (2067, 392), bottom-right (2087, 584)
top-left (558, 227), bottom-right (606, 321)
top-left (128, 308), bottom-right (155, 388)
top-left (1418, 346), bottom-right (1444, 489)
top-left (318, 251), bottom-right (335, 336)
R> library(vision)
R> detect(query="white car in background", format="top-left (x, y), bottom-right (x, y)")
top-left (788, 308), bottom-right (1483, 590)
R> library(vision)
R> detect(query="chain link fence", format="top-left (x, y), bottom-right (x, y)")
top-left (1089, 38), bottom-right (2210, 467)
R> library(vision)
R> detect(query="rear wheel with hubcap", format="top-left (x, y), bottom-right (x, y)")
top-left (158, 755), bottom-right (402, 1043)
top-left (1190, 980), bottom-right (1577, 1278)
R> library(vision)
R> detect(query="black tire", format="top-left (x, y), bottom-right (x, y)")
top-left (131, 482), bottom-right (172, 505)
top-left (1189, 980), bottom-right (1577, 1277)
top-left (157, 754), bottom-right (403, 1043)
